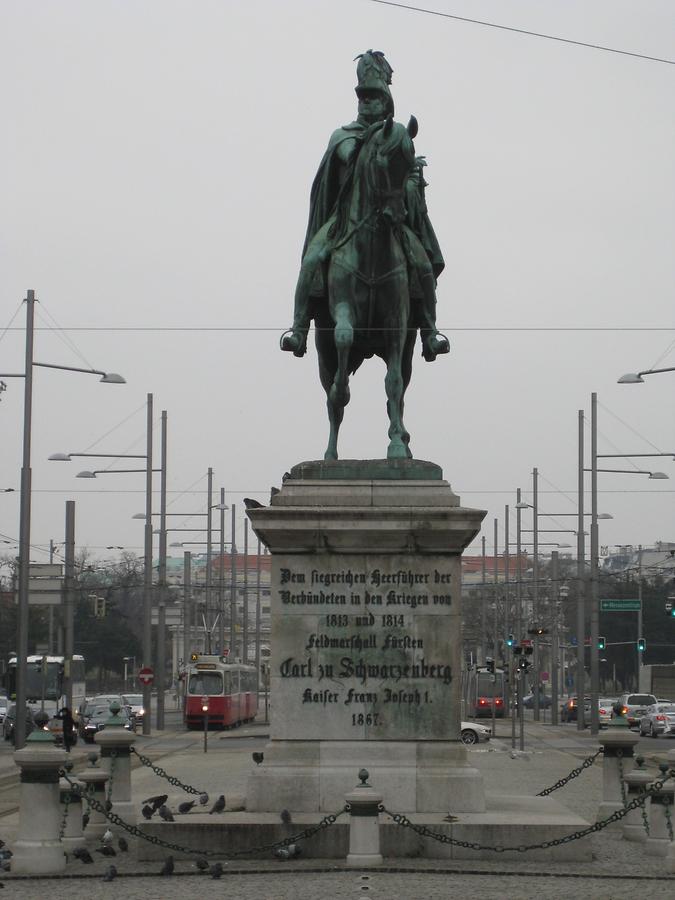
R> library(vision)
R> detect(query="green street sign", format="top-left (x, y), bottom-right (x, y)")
top-left (600, 599), bottom-right (641, 612)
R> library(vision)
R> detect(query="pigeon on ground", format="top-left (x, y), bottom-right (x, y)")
top-left (178, 800), bottom-right (196, 814)
top-left (210, 862), bottom-right (223, 879)
top-left (209, 795), bottom-right (225, 814)
top-left (274, 844), bottom-right (300, 860)
top-left (252, 751), bottom-right (264, 766)
top-left (118, 837), bottom-right (128, 853)
top-left (82, 812), bottom-right (90, 829)
top-left (102, 828), bottom-right (113, 844)
top-left (280, 809), bottom-right (292, 825)
top-left (194, 857), bottom-right (209, 871)
top-left (143, 793), bottom-right (168, 810)
top-left (96, 845), bottom-right (117, 857)
top-left (102, 864), bottom-right (117, 883)
top-left (158, 805), bottom-right (175, 822)
top-left (199, 793), bottom-right (209, 806)
top-left (160, 855), bottom-right (174, 876)
top-left (73, 846), bottom-right (94, 864)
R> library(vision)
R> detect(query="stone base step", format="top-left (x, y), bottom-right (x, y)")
top-left (135, 794), bottom-right (592, 862)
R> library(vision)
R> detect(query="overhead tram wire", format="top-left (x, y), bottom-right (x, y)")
top-left (367, 0), bottom-right (675, 66)
top-left (3, 325), bottom-right (675, 333)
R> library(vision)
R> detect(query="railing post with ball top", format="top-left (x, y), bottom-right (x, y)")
top-left (596, 702), bottom-right (639, 827)
top-left (344, 769), bottom-right (383, 867)
top-left (59, 759), bottom-right (84, 851)
top-left (95, 699), bottom-right (137, 825)
top-left (621, 756), bottom-right (652, 842)
top-left (78, 751), bottom-right (110, 840)
top-left (646, 761), bottom-right (675, 857)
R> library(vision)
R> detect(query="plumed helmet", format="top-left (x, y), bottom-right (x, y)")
top-left (354, 49), bottom-right (394, 116)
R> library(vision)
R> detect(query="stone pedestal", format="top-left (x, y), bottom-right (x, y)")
top-left (60, 776), bottom-right (85, 851)
top-left (95, 704), bottom-right (137, 825)
top-left (345, 774), bottom-right (383, 867)
top-left (596, 725), bottom-right (639, 827)
top-left (247, 460), bottom-right (486, 813)
top-left (79, 767), bottom-right (110, 840)
top-left (621, 760), bottom-right (652, 843)
top-left (646, 764), bottom-right (675, 858)
top-left (13, 733), bottom-right (67, 874)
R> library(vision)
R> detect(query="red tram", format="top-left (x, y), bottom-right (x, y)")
top-left (184, 655), bottom-right (258, 729)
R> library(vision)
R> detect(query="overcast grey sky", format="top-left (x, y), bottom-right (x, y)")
top-left (1, 0), bottom-right (674, 569)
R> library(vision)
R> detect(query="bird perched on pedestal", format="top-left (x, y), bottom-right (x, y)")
top-left (158, 805), bottom-right (175, 822)
top-left (209, 795), bottom-right (226, 814)
top-left (280, 809), bottom-right (292, 825)
top-left (160, 855), bottom-right (174, 876)
top-left (178, 799), bottom-right (196, 814)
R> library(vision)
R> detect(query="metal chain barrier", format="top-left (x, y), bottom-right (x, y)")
top-left (665, 797), bottom-right (674, 842)
top-left (616, 751), bottom-right (627, 807)
top-left (129, 746), bottom-right (205, 797)
top-left (58, 789), bottom-right (71, 842)
top-left (380, 766), bottom-right (675, 854)
top-left (640, 789), bottom-right (651, 837)
top-left (536, 747), bottom-right (603, 797)
top-left (60, 770), bottom-right (346, 859)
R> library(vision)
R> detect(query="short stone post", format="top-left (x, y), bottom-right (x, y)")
top-left (646, 762), bottom-right (675, 858)
top-left (60, 761), bottom-right (85, 851)
top-left (621, 756), bottom-right (652, 843)
top-left (596, 710), bottom-right (639, 828)
top-left (95, 700), bottom-right (137, 825)
top-left (12, 710), bottom-right (68, 874)
top-left (345, 769), bottom-right (383, 867)
top-left (79, 752), bottom-right (110, 841)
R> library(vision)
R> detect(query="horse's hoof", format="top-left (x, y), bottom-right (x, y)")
top-left (387, 441), bottom-right (408, 460)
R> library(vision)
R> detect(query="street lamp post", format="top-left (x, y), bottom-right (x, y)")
top-left (0, 290), bottom-right (125, 748)
top-left (156, 410), bottom-right (168, 731)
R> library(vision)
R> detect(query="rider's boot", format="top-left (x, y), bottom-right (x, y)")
top-left (419, 272), bottom-right (450, 362)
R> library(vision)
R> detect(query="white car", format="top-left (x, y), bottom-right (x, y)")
top-left (0, 694), bottom-right (8, 724)
top-left (460, 720), bottom-right (492, 745)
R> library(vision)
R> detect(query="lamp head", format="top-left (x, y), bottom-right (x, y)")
top-left (649, 472), bottom-right (669, 480)
top-left (617, 373), bottom-right (644, 384)
top-left (99, 372), bottom-right (126, 384)
top-left (132, 513), bottom-right (146, 520)
top-left (76, 471), bottom-right (97, 478)
top-left (597, 513), bottom-right (614, 520)
top-left (48, 453), bottom-right (71, 461)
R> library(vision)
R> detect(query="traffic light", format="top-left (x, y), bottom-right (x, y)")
top-left (505, 634), bottom-right (515, 648)
top-left (486, 657), bottom-right (495, 674)
top-left (518, 657), bottom-right (530, 671)
top-left (597, 636), bottom-right (606, 651)
top-left (637, 637), bottom-right (646, 652)
top-left (527, 627), bottom-right (549, 636)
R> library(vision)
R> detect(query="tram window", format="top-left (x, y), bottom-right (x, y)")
top-left (188, 672), bottom-right (223, 695)
top-left (222, 671), bottom-right (231, 694)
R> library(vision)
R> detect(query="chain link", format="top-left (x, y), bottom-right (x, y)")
top-left (380, 766), bottom-right (675, 854)
top-left (639, 788), bottom-right (651, 837)
top-left (60, 770), bottom-right (346, 859)
top-left (536, 747), bottom-right (603, 797)
top-left (130, 746), bottom-right (205, 797)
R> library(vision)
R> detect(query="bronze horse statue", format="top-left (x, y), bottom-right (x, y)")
top-left (315, 115), bottom-right (421, 461)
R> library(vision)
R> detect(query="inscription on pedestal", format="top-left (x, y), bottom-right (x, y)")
top-left (270, 554), bottom-right (461, 741)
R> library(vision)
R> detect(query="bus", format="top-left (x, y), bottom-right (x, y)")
top-left (464, 665), bottom-right (507, 718)
top-left (183, 654), bottom-right (258, 729)
top-left (6, 654), bottom-right (86, 719)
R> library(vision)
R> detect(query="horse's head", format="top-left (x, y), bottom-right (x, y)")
top-left (369, 115), bottom-right (417, 226)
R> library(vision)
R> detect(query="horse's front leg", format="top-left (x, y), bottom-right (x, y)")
top-left (329, 300), bottom-right (353, 411)
top-left (384, 303), bottom-right (408, 460)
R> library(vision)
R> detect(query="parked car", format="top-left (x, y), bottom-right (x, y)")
top-left (82, 704), bottom-right (132, 743)
top-left (615, 693), bottom-right (657, 728)
top-left (638, 703), bottom-right (675, 738)
top-left (121, 693), bottom-right (145, 731)
top-left (2, 704), bottom-right (36, 743)
top-left (598, 698), bottom-right (619, 728)
top-left (460, 721), bottom-right (492, 745)
top-left (560, 697), bottom-right (591, 723)
top-left (0, 693), bottom-right (8, 725)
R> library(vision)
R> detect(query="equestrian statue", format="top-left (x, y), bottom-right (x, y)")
top-left (281, 50), bottom-right (449, 461)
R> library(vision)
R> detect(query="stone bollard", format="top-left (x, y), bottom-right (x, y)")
top-left (621, 756), bottom-right (652, 843)
top-left (665, 749), bottom-right (675, 874)
top-left (596, 710), bottom-right (639, 828)
top-left (79, 752), bottom-right (110, 841)
top-left (12, 709), bottom-right (68, 874)
top-left (95, 700), bottom-right (137, 825)
top-left (345, 769), bottom-right (383, 867)
top-left (646, 762), bottom-right (675, 858)
top-left (60, 761), bottom-right (85, 851)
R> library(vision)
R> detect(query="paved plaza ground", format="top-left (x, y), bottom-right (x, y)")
top-left (1, 716), bottom-right (674, 897)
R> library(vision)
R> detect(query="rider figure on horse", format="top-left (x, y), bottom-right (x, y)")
top-left (281, 50), bottom-right (450, 363)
